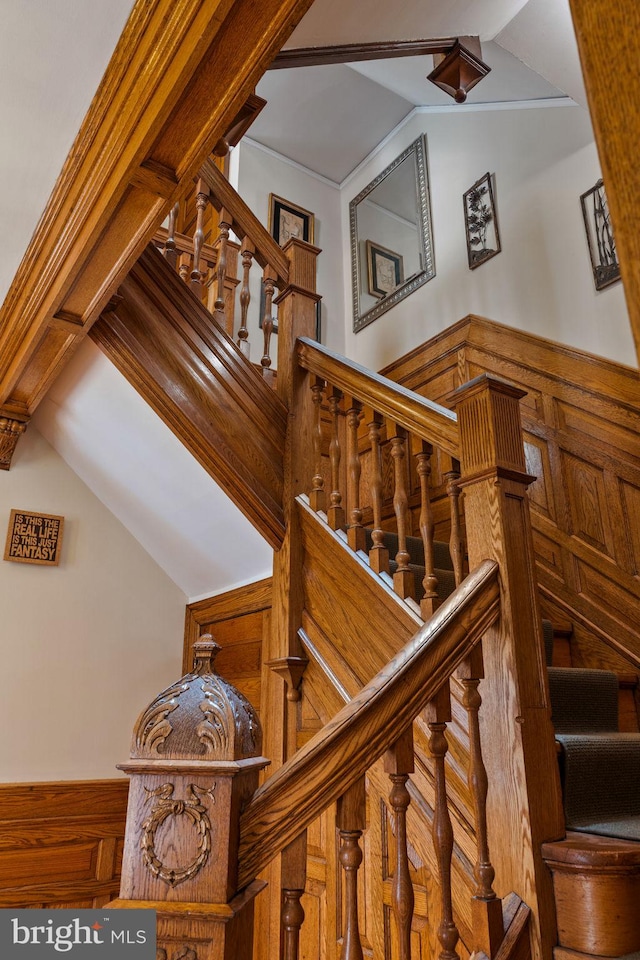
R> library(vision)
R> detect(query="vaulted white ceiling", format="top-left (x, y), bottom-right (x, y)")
top-left (1, 0), bottom-right (589, 599)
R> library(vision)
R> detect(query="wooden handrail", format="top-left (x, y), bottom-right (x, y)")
top-left (237, 557), bottom-right (499, 887)
top-left (199, 158), bottom-right (289, 286)
top-left (296, 337), bottom-right (460, 457)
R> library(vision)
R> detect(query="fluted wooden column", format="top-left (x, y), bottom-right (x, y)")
top-left (451, 374), bottom-right (564, 960)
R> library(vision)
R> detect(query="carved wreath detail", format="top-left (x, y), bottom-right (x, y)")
top-left (156, 948), bottom-right (198, 960)
top-left (141, 783), bottom-right (215, 886)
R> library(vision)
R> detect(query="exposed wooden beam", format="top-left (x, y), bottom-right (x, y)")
top-left (269, 37), bottom-right (462, 70)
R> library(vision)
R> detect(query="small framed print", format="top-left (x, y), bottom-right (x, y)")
top-left (463, 172), bottom-right (501, 269)
top-left (4, 509), bottom-right (64, 565)
top-left (268, 194), bottom-right (315, 246)
top-left (366, 239), bottom-right (404, 299)
top-left (580, 179), bottom-right (620, 290)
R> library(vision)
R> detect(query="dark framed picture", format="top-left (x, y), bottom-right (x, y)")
top-left (268, 194), bottom-right (315, 246)
top-left (366, 240), bottom-right (404, 299)
top-left (463, 172), bottom-right (501, 269)
top-left (259, 279), bottom-right (322, 342)
top-left (580, 179), bottom-right (620, 290)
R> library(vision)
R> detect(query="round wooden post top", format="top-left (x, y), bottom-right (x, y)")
top-left (130, 633), bottom-right (262, 762)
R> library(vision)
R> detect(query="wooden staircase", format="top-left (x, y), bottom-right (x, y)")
top-left (61, 165), bottom-right (635, 960)
top-left (4, 153), bottom-right (636, 959)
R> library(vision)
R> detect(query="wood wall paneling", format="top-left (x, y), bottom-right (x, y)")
top-left (382, 316), bottom-right (640, 671)
top-left (0, 780), bottom-right (128, 908)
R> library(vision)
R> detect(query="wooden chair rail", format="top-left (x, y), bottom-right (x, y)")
top-left (237, 557), bottom-right (499, 887)
top-left (296, 337), bottom-right (460, 457)
top-left (199, 158), bottom-right (290, 285)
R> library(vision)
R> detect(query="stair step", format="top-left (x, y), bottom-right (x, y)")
top-left (555, 732), bottom-right (640, 840)
top-left (548, 667), bottom-right (619, 732)
top-left (387, 560), bottom-right (456, 603)
top-left (363, 528), bottom-right (454, 572)
top-left (542, 831), bottom-right (640, 957)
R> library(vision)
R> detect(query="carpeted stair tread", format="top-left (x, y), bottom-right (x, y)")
top-left (555, 732), bottom-right (640, 839)
top-left (363, 528), bottom-right (453, 572)
top-left (548, 667), bottom-right (619, 732)
top-left (387, 561), bottom-right (456, 603)
top-left (565, 814), bottom-right (640, 843)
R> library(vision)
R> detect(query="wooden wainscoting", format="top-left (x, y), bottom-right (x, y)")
top-left (0, 779), bottom-right (128, 908)
top-left (383, 315), bottom-right (640, 673)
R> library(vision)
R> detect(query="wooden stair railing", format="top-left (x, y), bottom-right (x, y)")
top-left (279, 340), bottom-right (564, 960)
top-left (297, 337), bottom-right (462, 619)
top-left (152, 157), bottom-right (293, 375)
top-left (239, 560), bottom-right (499, 883)
top-left (237, 560), bottom-right (503, 960)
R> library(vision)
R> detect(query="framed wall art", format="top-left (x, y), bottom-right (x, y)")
top-left (366, 240), bottom-right (404, 299)
top-left (463, 172), bottom-right (501, 269)
top-left (268, 194), bottom-right (315, 246)
top-left (4, 509), bottom-right (64, 565)
top-left (580, 179), bottom-right (620, 290)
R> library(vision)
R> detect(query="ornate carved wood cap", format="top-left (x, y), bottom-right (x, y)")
top-left (131, 635), bottom-right (262, 761)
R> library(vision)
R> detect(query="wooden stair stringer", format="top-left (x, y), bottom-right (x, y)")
top-left (90, 243), bottom-right (287, 549)
top-left (537, 570), bottom-right (640, 672)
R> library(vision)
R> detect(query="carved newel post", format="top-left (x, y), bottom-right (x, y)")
top-left (109, 636), bottom-right (269, 960)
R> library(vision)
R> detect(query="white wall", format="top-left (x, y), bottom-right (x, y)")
top-left (0, 428), bottom-right (186, 782)
top-left (340, 104), bottom-right (635, 372)
top-left (234, 139), bottom-right (345, 357)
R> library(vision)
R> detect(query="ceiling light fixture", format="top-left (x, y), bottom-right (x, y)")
top-left (427, 37), bottom-right (491, 103)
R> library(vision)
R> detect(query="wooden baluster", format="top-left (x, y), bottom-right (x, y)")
top-left (337, 778), bottom-right (366, 960)
top-left (416, 440), bottom-right (440, 618)
top-left (327, 388), bottom-right (345, 530)
top-left (261, 266), bottom-right (277, 383)
top-left (190, 177), bottom-right (210, 296)
top-left (178, 252), bottom-right (190, 284)
top-left (427, 683), bottom-right (460, 960)
top-left (385, 727), bottom-right (415, 960)
top-left (347, 398), bottom-right (365, 551)
top-left (237, 237), bottom-right (254, 359)
top-left (163, 201), bottom-right (179, 269)
top-left (213, 205), bottom-right (231, 326)
top-left (367, 412), bottom-right (389, 574)
top-left (455, 647), bottom-right (503, 957)
top-left (309, 377), bottom-right (326, 513)
top-left (389, 423), bottom-right (414, 599)
top-left (281, 831), bottom-right (307, 960)
top-left (445, 460), bottom-right (464, 587)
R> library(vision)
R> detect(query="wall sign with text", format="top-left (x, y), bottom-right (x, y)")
top-left (4, 510), bottom-right (64, 565)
